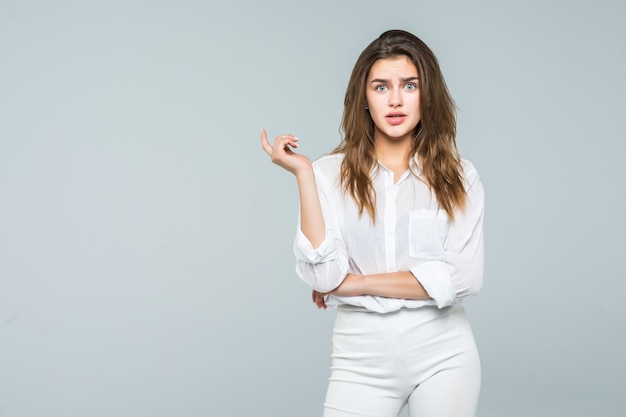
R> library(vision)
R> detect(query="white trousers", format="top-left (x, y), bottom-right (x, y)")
top-left (323, 304), bottom-right (481, 417)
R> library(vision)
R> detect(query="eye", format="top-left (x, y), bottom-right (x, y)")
top-left (405, 82), bottom-right (418, 91)
top-left (375, 84), bottom-right (387, 92)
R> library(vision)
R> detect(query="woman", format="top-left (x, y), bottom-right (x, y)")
top-left (261, 29), bottom-right (484, 417)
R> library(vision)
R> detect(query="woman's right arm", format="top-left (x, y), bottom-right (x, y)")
top-left (260, 129), bottom-right (325, 247)
top-left (261, 129), bottom-right (348, 294)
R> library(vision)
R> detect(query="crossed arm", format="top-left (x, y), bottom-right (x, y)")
top-left (312, 271), bottom-right (429, 309)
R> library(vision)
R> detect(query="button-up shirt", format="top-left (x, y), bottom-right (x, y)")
top-left (293, 153), bottom-right (484, 313)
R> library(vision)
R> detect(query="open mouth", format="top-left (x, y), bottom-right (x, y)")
top-left (386, 113), bottom-right (406, 124)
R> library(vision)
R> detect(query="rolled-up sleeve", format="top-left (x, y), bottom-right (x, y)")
top-left (293, 167), bottom-right (349, 293)
top-left (410, 164), bottom-right (485, 308)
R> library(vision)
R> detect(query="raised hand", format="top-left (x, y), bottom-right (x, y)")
top-left (260, 128), bottom-right (312, 176)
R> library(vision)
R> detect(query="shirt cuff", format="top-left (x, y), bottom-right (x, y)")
top-left (293, 227), bottom-right (338, 264)
top-left (410, 261), bottom-right (457, 308)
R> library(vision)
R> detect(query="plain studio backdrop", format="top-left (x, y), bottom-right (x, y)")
top-left (1, 1), bottom-right (624, 416)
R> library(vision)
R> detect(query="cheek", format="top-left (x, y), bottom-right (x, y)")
top-left (412, 96), bottom-right (421, 114)
top-left (368, 100), bottom-right (386, 117)
top-left (365, 93), bottom-right (378, 109)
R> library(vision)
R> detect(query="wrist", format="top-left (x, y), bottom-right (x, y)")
top-left (349, 273), bottom-right (366, 296)
top-left (295, 165), bottom-right (315, 183)
top-left (357, 274), bottom-right (369, 296)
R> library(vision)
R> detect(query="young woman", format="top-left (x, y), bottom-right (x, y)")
top-left (261, 29), bottom-right (484, 417)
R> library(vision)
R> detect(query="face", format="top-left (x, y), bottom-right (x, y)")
top-left (365, 55), bottom-right (421, 145)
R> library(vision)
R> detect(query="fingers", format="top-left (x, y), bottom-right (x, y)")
top-left (273, 135), bottom-right (299, 157)
top-left (260, 129), bottom-right (299, 158)
top-left (312, 290), bottom-right (327, 310)
top-left (260, 129), bottom-right (312, 175)
top-left (260, 128), bottom-right (273, 155)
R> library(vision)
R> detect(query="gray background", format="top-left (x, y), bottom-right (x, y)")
top-left (1, 0), bottom-right (624, 416)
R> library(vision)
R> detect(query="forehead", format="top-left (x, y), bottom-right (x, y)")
top-left (368, 56), bottom-right (418, 79)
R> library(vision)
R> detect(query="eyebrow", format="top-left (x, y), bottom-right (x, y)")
top-left (369, 76), bottom-right (419, 84)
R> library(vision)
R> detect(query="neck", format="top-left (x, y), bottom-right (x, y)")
top-left (374, 137), bottom-right (412, 183)
top-left (374, 137), bottom-right (412, 170)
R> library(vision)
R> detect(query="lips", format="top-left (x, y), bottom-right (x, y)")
top-left (385, 112), bottom-right (407, 125)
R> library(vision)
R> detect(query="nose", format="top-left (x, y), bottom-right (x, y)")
top-left (389, 88), bottom-right (402, 107)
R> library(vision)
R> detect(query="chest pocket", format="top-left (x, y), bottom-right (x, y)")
top-left (408, 209), bottom-right (448, 260)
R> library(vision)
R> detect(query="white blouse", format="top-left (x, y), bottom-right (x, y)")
top-left (293, 153), bottom-right (484, 313)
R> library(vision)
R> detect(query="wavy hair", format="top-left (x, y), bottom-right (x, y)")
top-left (332, 29), bottom-right (466, 221)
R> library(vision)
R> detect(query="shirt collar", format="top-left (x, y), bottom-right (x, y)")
top-left (372, 154), bottom-right (422, 181)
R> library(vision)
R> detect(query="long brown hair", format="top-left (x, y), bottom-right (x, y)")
top-left (332, 29), bottom-right (466, 221)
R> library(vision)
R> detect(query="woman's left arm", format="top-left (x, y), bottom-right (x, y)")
top-left (313, 271), bottom-right (428, 308)
top-left (330, 272), bottom-right (429, 298)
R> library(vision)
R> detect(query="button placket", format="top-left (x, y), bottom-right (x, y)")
top-left (383, 171), bottom-right (397, 272)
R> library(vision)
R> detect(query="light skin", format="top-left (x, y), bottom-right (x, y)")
top-left (366, 55), bottom-right (421, 181)
top-left (261, 55), bottom-right (430, 309)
